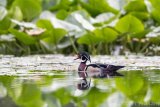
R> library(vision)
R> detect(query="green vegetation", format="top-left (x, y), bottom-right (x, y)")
top-left (0, 0), bottom-right (160, 55)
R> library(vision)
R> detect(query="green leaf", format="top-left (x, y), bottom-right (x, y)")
top-left (53, 88), bottom-right (71, 105)
top-left (94, 27), bottom-right (118, 43)
top-left (50, 0), bottom-right (73, 11)
top-left (129, 12), bottom-right (149, 20)
top-left (56, 9), bottom-right (69, 20)
top-left (130, 29), bottom-right (150, 38)
top-left (17, 84), bottom-right (44, 107)
top-left (151, 84), bottom-right (160, 103)
top-left (12, 0), bottom-right (42, 21)
top-left (86, 87), bottom-right (108, 107)
top-left (9, 6), bottom-right (23, 21)
top-left (150, 0), bottom-right (160, 24)
top-left (77, 31), bottom-right (101, 45)
top-left (37, 19), bottom-right (53, 30)
top-left (9, 29), bottom-right (36, 45)
top-left (116, 71), bottom-right (144, 96)
top-left (42, 28), bottom-right (67, 46)
top-left (115, 15), bottom-right (144, 33)
top-left (0, 16), bottom-right (11, 33)
top-left (125, 0), bottom-right (148, 12)
top-left (0, 6), bottom-right (7, 20)
top-left (37, 19), bottom-right (67, 50)
top-left (80, 0), bottom-right (118, 17)
top-left (151, 10), bottom-right (160, 24)
top-left (150, 0), bottom-right (160, 10)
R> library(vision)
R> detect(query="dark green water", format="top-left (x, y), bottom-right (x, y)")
top-left (0, 70), bottom-right (160, 107)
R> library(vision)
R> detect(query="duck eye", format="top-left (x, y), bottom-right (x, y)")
top-left (81, 56), bottom-right (86, 60)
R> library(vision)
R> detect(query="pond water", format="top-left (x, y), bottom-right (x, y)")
top-left (0, 69), bottom-right (160, 107)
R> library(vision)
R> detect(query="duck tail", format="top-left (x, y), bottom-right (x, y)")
top-left (115, 65), bottom-right (125, 71)
top-left (114, 71), bottom-right (124, 76)
top-left (109, 65), bottom-right (125, 71)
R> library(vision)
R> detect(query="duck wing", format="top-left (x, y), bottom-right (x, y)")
top-left (96, 63), bottom-right (125, 71)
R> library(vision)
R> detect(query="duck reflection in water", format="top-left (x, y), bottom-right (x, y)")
top-left (77, 78), bottom-right (91, 90)
top-left (75, 51), bottom-right (125, 90)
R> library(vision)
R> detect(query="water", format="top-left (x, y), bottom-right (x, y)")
top-left (0, 69), bottom-right (160, 107)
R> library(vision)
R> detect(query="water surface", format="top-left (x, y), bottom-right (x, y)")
top-left (0, 69), bottom-right (160, 107)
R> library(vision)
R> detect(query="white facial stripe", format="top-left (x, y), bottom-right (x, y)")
top-left (81, 58), bottom-right (87, 62)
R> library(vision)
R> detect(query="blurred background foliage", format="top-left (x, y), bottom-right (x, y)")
top-left (0, 0), bottom-right (160, 56)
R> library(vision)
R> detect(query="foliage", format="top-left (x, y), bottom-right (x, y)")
top-left (0, 0), bottom-right (160, 55)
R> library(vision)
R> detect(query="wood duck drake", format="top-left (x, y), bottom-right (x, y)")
top-left (75, 51), bottom-right (124, 78)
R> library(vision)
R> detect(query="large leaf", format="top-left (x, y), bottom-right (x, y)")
top-left (124, 0), bottom-right (148, 12)
top-left (37, 19), bottom-right (67, 50)
top-left (115, 15), bottom-right (144, 33)
top-left (94, 27), bottom-right (118, 43)
top-left (40, 11), bottom-right (81, 32)
top-left (37, 19), bottom-right (53, 30)
top-left (66, 10), bottom-right (95, 31)
top-left (116, 71), bottom-right (144, 96)
top-left (151, 10), bottom-right (160, 24)
top-left (9, 6), bottom-right (23, 21)
top-left (80, 0), bottom-right (118, 17)
top-left (78, 27), bottom-right (118, 45)
top-left (50, 0), bottom-right (74, 11)
top-left (129, 12), bottom-right (149, 20)
top-left (150, 0), bottom-right (160, 24)
top-left (151, 84), bottom-right (160, 103)
top-left (9, 29), bottom-right (36, 45)
top-left (77, 31), bottom-right (101, 45)
top-left (12, 0), bottom-right (41, 21)
top-left (0, 6), bottom-right (7, 20)
top-left (86, 87), bottom-right (108, 107)
top-left (42, 28), bottom-right (67, 45)
top-left (16, 84), bottom-right (44, 107)
top-left (0, 16), bottom-right (11, 34)
top-left (56, 9), bottom-right (69, 20)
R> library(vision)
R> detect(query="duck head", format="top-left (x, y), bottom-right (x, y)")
top-left (74, 51), bottom-right (91, 63)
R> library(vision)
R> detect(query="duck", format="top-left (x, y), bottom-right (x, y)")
top-left (75, 51), bottom-right (124, 78)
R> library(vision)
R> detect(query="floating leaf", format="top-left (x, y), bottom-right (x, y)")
top-left (115, 15), bottom-right (144, 33)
